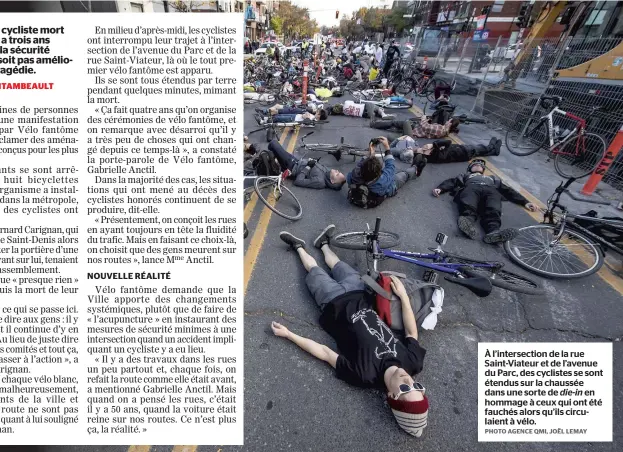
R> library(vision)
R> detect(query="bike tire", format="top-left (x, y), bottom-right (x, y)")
top-left (554, 133), bottom-right (607, 179)
top-left (332, 231), bottom-right (400, 250)
top-left (503, 224), bottom-right (604, 279)
top-left (505, 117), bottom-right (547, 156)
top-left (395, 77), bottom-right (414, 96)
top-left (254, 177), bottom-right (303, 221)
top-left (384, 102), bottom-right (413, 110)
top-left (446, 255), bottom-right (544, 295)
top-left (425, 79), bottom-right (438, 103)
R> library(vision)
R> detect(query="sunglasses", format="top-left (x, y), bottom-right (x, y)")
top-left (393, 382), bottom-right (425, 400)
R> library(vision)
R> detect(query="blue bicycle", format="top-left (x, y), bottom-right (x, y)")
top-left (332, 218), bottom-right (544, 297)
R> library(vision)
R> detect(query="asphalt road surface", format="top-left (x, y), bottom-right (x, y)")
top-left (239, 97), bottom-right (622, 452)
top-left (47, 96), bottom-right (622, 452)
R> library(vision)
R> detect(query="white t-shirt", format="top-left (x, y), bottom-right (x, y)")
top-left (343, 100), bottom-right (366, 117)
top-left (294, 114), bottom-right (305, 122)
top-left (375, 48), bottom-right (383, 64)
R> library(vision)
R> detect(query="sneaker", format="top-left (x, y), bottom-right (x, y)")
top-left (413, 154), bottom-right (427, 177)
top-left (483, 228), bottom-right (518, 244)
top-left (313, 224), bottom-right (336, 249)
top-left (279, 231), bottom-right (306, 250)
top-left (402, 149), bottom-right (414, 164)
top-left (457, 216), bottom-right (479, 240)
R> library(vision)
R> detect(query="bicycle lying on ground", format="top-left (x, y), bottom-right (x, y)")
top-left (350, 89), bottom-right (413, 109)
top-left (504, 178), bottom-right (623, 279)
top-left (332, 218), bottom-right (544, 297)
top-left (505, 95), bottom-right (607, 179)
top-left (251, 113), bottom-right (328, 142)
top-left (243, 170), bottom-right (302, 221)
top-left (296, 131), bottom-right (368, 161)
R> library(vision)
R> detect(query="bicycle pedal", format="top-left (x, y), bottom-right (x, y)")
top-left (435, 233), bottom-right (448, 245)
top-left (423, 270), bottom-right (439, 284)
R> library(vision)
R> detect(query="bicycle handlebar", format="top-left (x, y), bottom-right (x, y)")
top-left (302, 131), bottom-right (314, 140)
top-left (374, 218), bottom-right (381, 235)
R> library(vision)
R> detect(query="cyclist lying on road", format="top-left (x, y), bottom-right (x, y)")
top-left (273, 225), bottom-right (429, 437)
top-left (256, 102), bottom-right (324, 117)
top-left (371, 115), bottom-right (460, 140)
top-left (346, 137), bottom-right (427, 208)
top-left (257, 108), bottom-right (328, 125)
top-left (329, 101), bottom-right (395, 120)
top-left (389, 136), bottom-right (502, 165)
top-left (267, 139), bottom-right (346, 190)
top-left (433, 159), bottom-right (538, 244)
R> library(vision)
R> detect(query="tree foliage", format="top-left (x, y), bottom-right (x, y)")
top-left (337, 7), bottom-right (392, 39)
top-left (170, 0), bottom-right (204, 12)
top-left (272, 1), bottom-right (318, 39)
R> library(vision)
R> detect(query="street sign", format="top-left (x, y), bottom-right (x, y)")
top-left (476, 15), bottom-right (487, 30)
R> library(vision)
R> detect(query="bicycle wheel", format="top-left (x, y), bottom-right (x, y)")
top-left (425, 79), bottom-right (438, 103)
top-left (395, 77), bottom-right (414, 96)
top-left (504, 224), bottom-right (604, 279)
top-left (332, 231), bottom-right (400, 250)
top-left (254, 177), bottom-right (303, 221)
top-left (554, 133), bottom-right (607, 179)
top-left (505, 116), bottom-right (548, 156)
top-left (446, 256), bottom-right (544, 295)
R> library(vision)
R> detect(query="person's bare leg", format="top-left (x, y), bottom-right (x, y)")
top-left (321, 244), bottom-right (340, 270)
top-left (297, 247), bottom-right (319, 272)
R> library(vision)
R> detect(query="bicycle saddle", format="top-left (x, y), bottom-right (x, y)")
top-left (444, 275), bottom-right (492, 298)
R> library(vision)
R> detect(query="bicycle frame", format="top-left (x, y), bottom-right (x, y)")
top-left (543, 180), bottom-right (623, 255)
top-left (370, 238), bottom-right (497, 277)
top-left (538, 106), bottom-right (582, 155)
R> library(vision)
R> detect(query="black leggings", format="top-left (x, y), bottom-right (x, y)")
top-left (268, 139), bottom-right (298, 171)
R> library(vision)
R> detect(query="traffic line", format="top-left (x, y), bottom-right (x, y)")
top-left (171, 446), bottom-right (197, 452)
top-left (127, 446), bottom-right (150, 452)
top-left (244, 127), bottom-right (300, 294)
top-left (415, 104), bottom-right (623, 295)
top-left (243, 127), bottom-right (290, 222)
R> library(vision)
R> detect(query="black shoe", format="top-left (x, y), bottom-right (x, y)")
top-left (413, 154), bottom-right (427, 177)
top-left (279, 231), bottom-right (306, 250)
top-left (494, 138), bottom-right (502, 155)
top-left (457, 217), bottom-right (479, 240)
top-left (313, 224), bottom-right (336, 249)
top-left (483, 228), bottom-right (518, 244)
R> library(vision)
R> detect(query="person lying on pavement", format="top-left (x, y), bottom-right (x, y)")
top-left (268, 139), bottom-right (346, 190)
top-left (371, 115), bottom-right (460, 140)
top-left (329, 101), bottom-right (395, 120)
top-left (273, 225), bottom-right (429, 438)
top-left (415, 137), bottom-right (501, 163)
top-left (258, 108), bottom-right (328, 125)
top-left (433, 159), bottom-right (538, 244)
top-left (347, 137), bottom-right (427, 199)
top-left (257, 103), bottom-right (323, 116)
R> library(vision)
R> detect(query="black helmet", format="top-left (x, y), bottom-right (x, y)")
top-left (468, 159), bottom-right (486, 173)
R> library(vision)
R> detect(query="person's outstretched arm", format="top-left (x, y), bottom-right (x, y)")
top-left (390, 276), bottom-right (418, 340)
top-left (271, 322), bottom-right (338, 368)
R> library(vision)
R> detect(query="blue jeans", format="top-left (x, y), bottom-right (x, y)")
top-left (272, 114), bottom-right (297, 123)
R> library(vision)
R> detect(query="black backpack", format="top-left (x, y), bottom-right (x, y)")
top-left (253, 150), bottom-right (281, 176)
top-left (347, 183), bottom-right (385, 208)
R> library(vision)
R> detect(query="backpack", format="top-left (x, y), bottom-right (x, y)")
top-left (252, 150), bottom-right (281, 176)
top-left (430, 105), bottom-right (454, 125)
top-left (347, 183), bottom-right (385, 208)
top-left (343, 67), bottom-right (354, 79)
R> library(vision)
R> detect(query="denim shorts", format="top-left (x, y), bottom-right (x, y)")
top-left (305, 261), bottom-right (364, 310)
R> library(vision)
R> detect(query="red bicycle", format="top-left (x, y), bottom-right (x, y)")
top-left (505, 95), bottom-right (607, 178)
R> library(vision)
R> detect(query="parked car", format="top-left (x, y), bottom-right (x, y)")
top-left (492, 42), bottom-right (523, 62)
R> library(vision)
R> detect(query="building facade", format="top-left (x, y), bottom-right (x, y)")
top-left (398, 0), bottom-right (565, 41)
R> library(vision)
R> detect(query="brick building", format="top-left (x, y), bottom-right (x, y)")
top-left (400, 1), bottom-right (565, 41)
